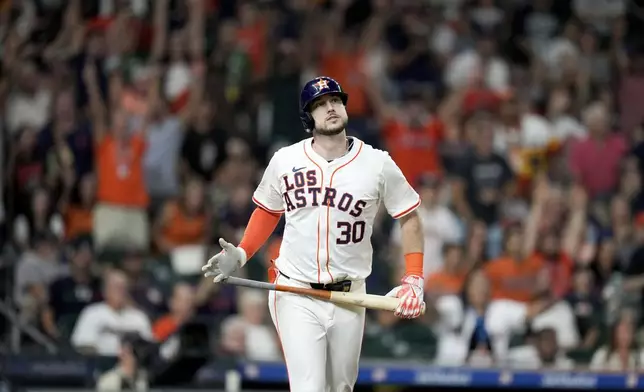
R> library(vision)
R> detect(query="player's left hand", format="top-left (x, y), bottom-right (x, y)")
top-left (385, 274), bottom-right (425, 319)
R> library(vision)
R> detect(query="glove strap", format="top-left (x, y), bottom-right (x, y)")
top-left (237, 246), bottom-right (248, 267)
top-left (401, 274), bottom-right (424, 289)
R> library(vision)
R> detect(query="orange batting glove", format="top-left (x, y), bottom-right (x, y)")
top-left (385, 274), bottom-right (425, 319)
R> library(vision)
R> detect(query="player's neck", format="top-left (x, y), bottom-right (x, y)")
top-left (311, 131), bottom-right (348, 161)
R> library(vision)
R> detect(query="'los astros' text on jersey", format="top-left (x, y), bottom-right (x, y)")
top-left (253, 137), bottom-right (421, 284)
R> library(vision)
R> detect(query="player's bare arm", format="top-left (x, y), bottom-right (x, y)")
top-left (377, 142), bottom-right (426, 320)
top-left (398, 210), bottom-right (424, 255)
top-left (385, 209), bottom-right (425, 319)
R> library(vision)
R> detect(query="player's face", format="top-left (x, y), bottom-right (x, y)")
top-left (310, 94), bottom-right (348, 136)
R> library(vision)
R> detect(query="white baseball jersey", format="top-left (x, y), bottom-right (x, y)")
top-left (253, 137), bottom-right (420, 284)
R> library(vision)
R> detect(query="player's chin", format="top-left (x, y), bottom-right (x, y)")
top-left (316, 124), bottom-right (345, 136)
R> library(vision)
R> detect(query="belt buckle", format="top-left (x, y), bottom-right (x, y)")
top-left (317, 280), bottom-right (351, 292)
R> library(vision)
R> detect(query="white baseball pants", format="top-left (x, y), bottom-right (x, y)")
top-left (268, 272), bottom-right (366, 392)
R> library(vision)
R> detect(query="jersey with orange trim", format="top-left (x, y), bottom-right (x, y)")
top-left (253, 137), bottom-right (420, 284)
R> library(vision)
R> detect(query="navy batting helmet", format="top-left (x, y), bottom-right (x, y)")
top-left (299, 76), bottom-right (348, 132)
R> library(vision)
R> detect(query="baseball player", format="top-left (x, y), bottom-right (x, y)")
top-left (202, 76), bottom-right (425, 391)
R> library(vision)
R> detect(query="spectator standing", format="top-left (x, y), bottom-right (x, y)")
top-left (568, 102), bottom-right (627, 199)
top-left (180, 99), bottom-right (228, 183)
top-left (83, 59), bottom-right (150, 251)
top-left (5, 61), bottom-right (53, 136)
top-left (380, 91), bottom-right (445, 183)
top-left (453, 112), bottom-right (514, 258)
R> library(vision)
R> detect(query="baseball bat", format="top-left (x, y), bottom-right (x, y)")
top-left (221, 276), bottom-right (425, 314)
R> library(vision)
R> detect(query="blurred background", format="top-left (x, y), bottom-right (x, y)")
top-left (2, 0), bottom-right (644, 391)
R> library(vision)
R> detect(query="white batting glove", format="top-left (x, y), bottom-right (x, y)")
top-left (202, 238), bottom-right (248, 283)
top-left (385, 274), bottom-right (425, 319)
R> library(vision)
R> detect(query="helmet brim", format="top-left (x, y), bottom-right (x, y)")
top-left (303, 91), bottom-right (349, 112)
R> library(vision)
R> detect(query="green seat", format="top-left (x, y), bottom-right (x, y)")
top-left (509, 332), bottom-right (528, 348)
top-left (566, 348), bottom-right (595, 365)
top-left (177, 273), bottom-right (204, 286)
top-left (58, 313), bottom-right (80, 339)
top-left (147, 255), bottom-right (178, 296)
top-left (361, 320), bottom-right (437, 361)
top-left (94, 356), bottom-right (119, 373)
top-left (361, 336), bottom-right (395, 359)
top-left (400, 322), bottom-right (437, 360)
top-left (245, 249), bottom-right (269, 282)
top-left (96, 247), bottom-right (126, 266)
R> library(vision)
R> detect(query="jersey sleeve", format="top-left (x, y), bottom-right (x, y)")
top-left (381, 152), bottom-right (421, 219)
top-left (252, 152), bottom-right (285, 214)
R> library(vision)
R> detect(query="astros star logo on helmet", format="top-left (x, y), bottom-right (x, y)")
top-left (313, 79), bottom-right (329, 92)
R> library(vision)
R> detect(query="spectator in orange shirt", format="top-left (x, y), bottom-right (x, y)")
top-left (236, 2), bottom-right (268, 80)
top-left (533, 232), bottom-right (575, 300)
top-left (152, 282), bottom-right (197, 342)
top-left (319, 30), bottom-right (370, 119)
top-left (381, 90), bottom-right (444, 183)
top-left (83, 60), bottom-right (150, 251)
top-left (92, 106), bottom-right (149, 251)
top-left (319, 25), bottom-right (380, 145)
top-left (61, 173), bottom-right (96, 241)
top-left (153, 177), bottom-right (209, 253)
top-left (523, 180), bottom-right (587, 300)
top-left (484, 224), bottom-right (547, 303)
top-left (425, 243), bottom-right (467, 298)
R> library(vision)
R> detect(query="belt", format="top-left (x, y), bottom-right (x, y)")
top-left (278, 271), bottom-right (352, 292)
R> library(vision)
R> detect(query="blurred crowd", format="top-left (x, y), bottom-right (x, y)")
top-left (3, 0), bottom-right (644, 374)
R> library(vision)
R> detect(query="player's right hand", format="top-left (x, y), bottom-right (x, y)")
top-left (202, 238), bottom-right (248, 283)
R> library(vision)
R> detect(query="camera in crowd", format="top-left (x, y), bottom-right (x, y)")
top-left (121, 332), bottom-right (157, 370)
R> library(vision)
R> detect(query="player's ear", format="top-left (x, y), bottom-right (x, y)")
top-left (300, 111), bottom-right (313, 133)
